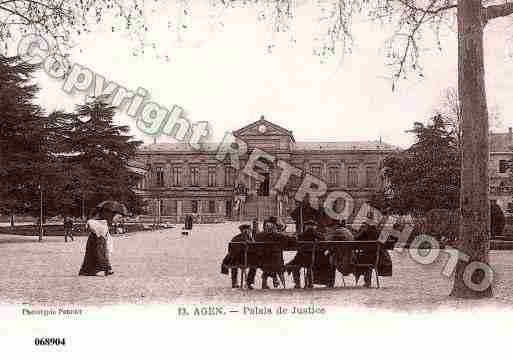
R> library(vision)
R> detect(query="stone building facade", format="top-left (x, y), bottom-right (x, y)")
top-left (490, 128), bottom-right (513, 215)
top-left (133, 118), bottom-right (400, 223)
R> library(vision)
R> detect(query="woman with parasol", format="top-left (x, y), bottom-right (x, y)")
top-left (78, 201), bottom-right (129, 277)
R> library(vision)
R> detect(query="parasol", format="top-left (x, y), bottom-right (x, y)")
top-left (96, 200), bottom-right (130, 216)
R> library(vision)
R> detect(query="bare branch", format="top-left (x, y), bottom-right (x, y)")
top-left (485, 2), bottom-right (513, 21)
top-left (395, 0), bottom-right (456, 15)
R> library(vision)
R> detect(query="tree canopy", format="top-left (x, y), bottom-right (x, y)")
top-left (0, 55), bottom-right (49, 217)
top-left (0, 55), bottom-right (145, 219)
top-left (379, 114), bottom-right (460, 215)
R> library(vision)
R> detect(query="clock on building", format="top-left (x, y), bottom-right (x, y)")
top-left (258, 124), bottom-right (267, 133)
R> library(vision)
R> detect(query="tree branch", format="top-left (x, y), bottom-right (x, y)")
top-left (485, 2), bottom-right (513, 21)
top-left (0, 4), bottom-right (31, 23)
top-left (395, 0), bottom-right (457, 15)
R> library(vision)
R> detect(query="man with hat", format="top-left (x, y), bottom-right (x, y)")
top-left (286, 219), bottom-right (323, 288)
top-left (254, 216), bottom-right (288, 289)
top-left (328, 220), bottom-right (355, 281)
top-left (221, 223), bottom-right (254, 288)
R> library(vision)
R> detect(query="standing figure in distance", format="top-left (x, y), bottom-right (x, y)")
top-left (63, 216), bottom-right (74, 243)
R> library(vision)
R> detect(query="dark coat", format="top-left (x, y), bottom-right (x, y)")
top-left (185, 215), bottom-right (193, 230)
top-left (354, 225), bottom-right (392, 277)
top-left (254, 232), bottom-right (287, 273)
top-left (63, 218), bottom-right (73, 230)
top-left (286, 229), bottom-right (323, 271)
top-left (327, 228), bottom-right (356, 276)
top-left (491, 202), bottom-right (506, 237)
top-left (312, 251), bottom-right (335, 286)
top-left (286, 229), bottom-right (336, 286)
top-left (221, 233), bottom-right (252, 274)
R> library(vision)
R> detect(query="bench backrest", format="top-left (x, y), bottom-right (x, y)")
top-left (228, 240), bottom-right (393, 253)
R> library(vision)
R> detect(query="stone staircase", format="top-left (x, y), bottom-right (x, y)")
top-left (244, 196), bottom-right (277, 220)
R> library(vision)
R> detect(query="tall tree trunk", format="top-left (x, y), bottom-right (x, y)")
top-left (451, 0), bottom-right (493, 298)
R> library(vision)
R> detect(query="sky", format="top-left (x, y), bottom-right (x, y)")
top-left (8, 1), bottom-right (513, 148)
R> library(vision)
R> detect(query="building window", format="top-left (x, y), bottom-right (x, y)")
top-left (348, 166), bottom-right (358, 187)
top-left (208, 167), bottom-right (216, 187)
top-left (226, 200), bottom-right (232, 217)
top-left (328, 166), bottom-right (339, 186)
top-left (191, 200), bottom-right (198, 213)
top-left (208, 200), bottom-right (216, 213)
top-left (225, 167), bottom-right (235, 186)
top-left (155, 166), bottom-right (164, 187)
top-left (499, 160), bottom-right (509, 174)
top-left (169, 200), bottom-right (177, 215)
top-left (172, 167), bottom-right (182, 186)
top-left (191, 167), bottom-right (200, 186)
top-left (366, 167), bottom-right (377, 188)
top-left (311, 165), bottom-right (322, 179)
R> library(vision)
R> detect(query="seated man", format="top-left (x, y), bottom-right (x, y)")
top-left (221, 224), bottom-right (253, 288)
top-left (286, 219), bottom-right (323, 289)
top-left (328, 220), bottom-right (355, 278)
top-left (255, 218), bottom-right (287, 289)
top-left (354, 222), bottom-right (392, 287)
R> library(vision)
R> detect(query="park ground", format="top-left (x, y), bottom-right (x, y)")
top-left (1, 222), bottom-right (513, 310)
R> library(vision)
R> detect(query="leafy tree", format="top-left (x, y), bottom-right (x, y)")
top-left (52, 97), bottom-right (145, 217)
top-left (0, 55), bottom-right (50, 219)
top-left (380, 114), bottom-right (460, 215)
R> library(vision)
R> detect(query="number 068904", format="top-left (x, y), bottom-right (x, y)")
top-left (34, 338), bottom-right (66, 345)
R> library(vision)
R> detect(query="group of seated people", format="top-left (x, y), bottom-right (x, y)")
top-left (221, 216), bottom-right (393, 289)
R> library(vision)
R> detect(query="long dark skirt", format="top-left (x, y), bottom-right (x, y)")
top-left (78, 233), bottom-right (112, 276)
top-left (313, 253), bottom-right (335, 286)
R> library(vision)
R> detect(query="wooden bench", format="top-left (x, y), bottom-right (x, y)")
top-left (227, 240), bottom-right (394, 289)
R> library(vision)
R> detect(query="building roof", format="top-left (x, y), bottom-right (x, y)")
top-left (137, 140), bottom-right (401, 153)
top-left (138, 142), bottom-right (219, 152)
top-left (233, 116), bottom-right (295, 142)
top-left (292, 141), bottom-right (400, 151)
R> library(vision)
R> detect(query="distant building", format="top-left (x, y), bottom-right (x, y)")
top-left (490, 128), bottom-right (513, 216)
top-left (132, 117), bottom-right (399, 223)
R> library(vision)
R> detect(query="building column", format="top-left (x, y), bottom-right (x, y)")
top-left (339, 161), bottom-right (346, 188)
top-left (165, 162), bottom-right (172, 187)
top-left (219, 200), bottom-right (225, 217)
top-left (183, 162), bottom-right (190, 186)
top-left (358, 161), bottom-right (365, 188)
top-left (217, 165), bottom-right (225, 187)
top-left (322, 161), bottom-right (328, 182)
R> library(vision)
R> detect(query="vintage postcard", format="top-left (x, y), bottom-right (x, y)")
top-left (1, 0), bottom-right (512, 357)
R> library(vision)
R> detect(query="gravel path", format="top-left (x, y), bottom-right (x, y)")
top-left (1, 223), bottom-right (513, 310)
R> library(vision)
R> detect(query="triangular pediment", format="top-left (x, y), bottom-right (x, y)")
top-left (233, 117), bottom-right (295, 142)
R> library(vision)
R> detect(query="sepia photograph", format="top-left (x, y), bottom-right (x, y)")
top-left (1, 0), bottom-right (513, 357)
